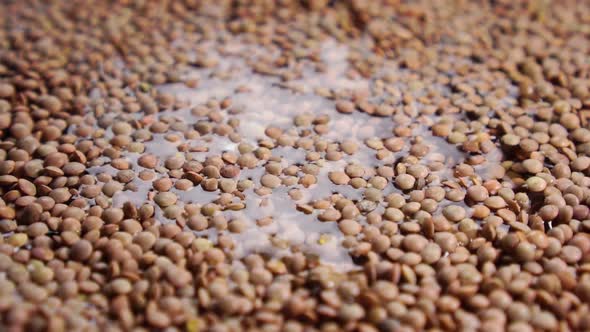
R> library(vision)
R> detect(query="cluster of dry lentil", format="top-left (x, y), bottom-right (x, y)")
top-left (0, 0), bottom-right (590, 331)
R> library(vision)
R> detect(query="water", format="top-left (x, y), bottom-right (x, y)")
top-left (76, 35), bottom-right (518, 272)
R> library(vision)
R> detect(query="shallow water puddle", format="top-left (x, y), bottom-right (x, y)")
top-left (81, 35), bottom-right (518, 272)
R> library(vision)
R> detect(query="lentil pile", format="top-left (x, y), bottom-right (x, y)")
top-left (1, 0), bottom-right (590, 331)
